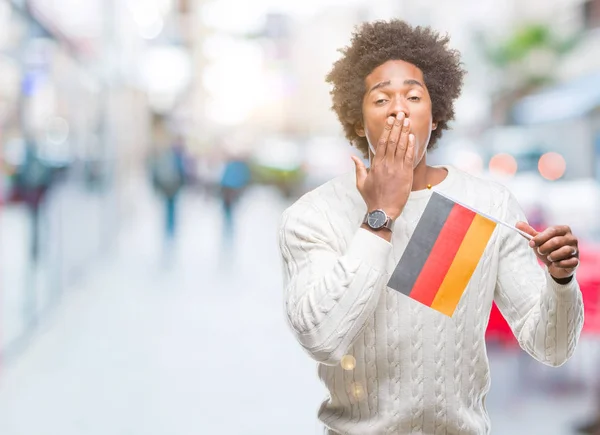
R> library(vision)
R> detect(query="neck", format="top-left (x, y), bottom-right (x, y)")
top-left (411, 156), bottom-right (447, 191)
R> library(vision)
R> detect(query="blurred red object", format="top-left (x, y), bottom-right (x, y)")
top-left (486, 241), bottom-right (600, 345)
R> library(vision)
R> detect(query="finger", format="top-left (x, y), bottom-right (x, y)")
top-left (396, 117), bottom-right (411, 159)
top-left (551, 257), bottom-right (579, 270)
top-left (374, 116), bottom-right (395, 163)
top-left (546, 245), bottom-right (578, 263)
top-left (536, 235), bottom-right (575, 256)
top-left (530, 225), bottom-right (571, 248)
top-left (351, 156), bottom-right (367, 190)
top-left (385, 113), bottom-right (404, 161)
top-left (516, 221), bottom-right (538, 238)
top-left (404, 134), bottom-right (415, 167)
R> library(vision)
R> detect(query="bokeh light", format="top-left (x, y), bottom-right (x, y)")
top-left (350, 382), bottom-right (364, 401)
top-left (538, 152), bottom-right (566, 181)
top-left (340, 355), bottom-right (356, 370)
top-left (488, 153), bottom-right (518, 176)
top-left (452, 149), bottom-right (484, 175)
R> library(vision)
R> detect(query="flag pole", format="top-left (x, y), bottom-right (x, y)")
top-left (427, 187), bottom-right (534, 241)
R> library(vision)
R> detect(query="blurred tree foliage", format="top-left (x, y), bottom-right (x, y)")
top-left (477, 23), bottom-right (582, 122)
top-left (486, 24), bottom-right (579, 68)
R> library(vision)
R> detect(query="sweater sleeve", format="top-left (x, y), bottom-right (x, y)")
top-left (278, 201), bottom-right (392, 365)
top-left (493, 189), bottom-right (584, 367)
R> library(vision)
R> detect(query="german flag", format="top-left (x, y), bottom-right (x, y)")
top-left (387, 192), bottom-right (496, 317)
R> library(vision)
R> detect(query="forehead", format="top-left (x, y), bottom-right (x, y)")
top-left (365, 59), bottom-right (425, 88)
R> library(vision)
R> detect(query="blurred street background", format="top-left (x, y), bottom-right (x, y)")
top-left (0, 0), bottom-right (600, 434)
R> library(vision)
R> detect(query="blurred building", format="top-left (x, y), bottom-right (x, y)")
top-left (0, 0), bottom-right (194, 359)
top-left (510, 0), bottom-right (600, 178)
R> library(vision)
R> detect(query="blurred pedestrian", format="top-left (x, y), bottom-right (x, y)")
top-left (13, 143), bottom-right (54, 261)
top-left (219, 156), bottom-right (250, 237)
top-left (278, 20), bottom-right (584, 435)
top-left (150, 136), bottom-right (187, 245)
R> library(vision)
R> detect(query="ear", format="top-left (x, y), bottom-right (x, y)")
top-left (355, 122), bottom-right (366, 137)
top-left (432, 121), bottom-right (438, 131)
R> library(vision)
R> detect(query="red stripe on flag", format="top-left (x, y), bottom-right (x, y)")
top-left (409, 204), bottom-right (476, 307)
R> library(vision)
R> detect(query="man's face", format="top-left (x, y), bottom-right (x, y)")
top-left (356, 59), bottom-right (436, 166)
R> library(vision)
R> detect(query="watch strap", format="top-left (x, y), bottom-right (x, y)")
top-left (383, 216), bottom-right (394, 232)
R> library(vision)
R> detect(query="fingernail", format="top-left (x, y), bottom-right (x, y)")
top-left (403, 118), bottom-right (410, 127)
top-left (529, 241), bottom-right (535, 248)
top-left (396, 113), bottom-right (404, 120)
top-left (387, 117), bottom-right (394, 124)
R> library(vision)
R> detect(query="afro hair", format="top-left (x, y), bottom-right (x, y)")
top-left (326, 20), bottom-right (466, 158)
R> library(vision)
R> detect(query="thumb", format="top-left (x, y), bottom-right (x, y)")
top-left (516, 221), bottom-right (538, 238)
top-left (351, 156), bottom-right (367, 188)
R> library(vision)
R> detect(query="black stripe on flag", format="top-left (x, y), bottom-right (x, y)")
top-left (387, 192), bottom-right (456, 296)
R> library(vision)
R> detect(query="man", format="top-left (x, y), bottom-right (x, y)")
top-left (278, 20), bottom-right (584, 434)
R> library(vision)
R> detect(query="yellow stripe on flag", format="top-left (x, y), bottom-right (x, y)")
top-left (430, 214), bottom-right (496, 317)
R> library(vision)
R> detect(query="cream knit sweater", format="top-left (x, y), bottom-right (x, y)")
top-left (278, 165), bottom-right (584, 435)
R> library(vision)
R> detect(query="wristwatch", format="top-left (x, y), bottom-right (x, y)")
top-left (362, 209), bottom-right (394, 232)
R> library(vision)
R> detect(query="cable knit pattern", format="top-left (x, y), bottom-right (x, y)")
top-left (386, 291), bottom-right (401, 434)
top-left (433, 314), bottom-right (446, 435)
top-left (453, 285), bottom-right (468, 434)
top-left (434, 318), bottom-right (448, 435)
top-left (472, 248), bottom-right (494, 433)
top-left (410, 304), bottom-right (425, 433)
top-left (278, 165), bottom-right (584, 434)
top-left (364, 317), bottom-right (378, 423)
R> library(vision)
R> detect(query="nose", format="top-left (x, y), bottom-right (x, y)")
top-left (387, 96), bottom-right (410, 119)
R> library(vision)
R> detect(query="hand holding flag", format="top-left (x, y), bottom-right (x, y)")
top-left (516, 222), bottom-right (579, 281)
top-left (387, 190), bottom-right (580, 317)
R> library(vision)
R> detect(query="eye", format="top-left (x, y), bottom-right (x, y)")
top-left (375, 99), bottom-right (388, 105)
top-left (408, 96), bottom-right (421, 102)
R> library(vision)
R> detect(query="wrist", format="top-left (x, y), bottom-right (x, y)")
top-left (550, 274), bottom-right (574, 285)
top-left (367, 207), bottom-right (402, 220)
top-left (363, 209), bottom-right (395, 232)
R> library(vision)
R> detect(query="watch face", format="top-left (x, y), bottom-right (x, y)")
top-left (367, 210), bottom-right (386, 229)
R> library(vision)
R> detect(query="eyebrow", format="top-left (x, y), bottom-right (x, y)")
top-left (368, 79), bottom-right (424, 94)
